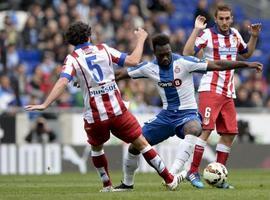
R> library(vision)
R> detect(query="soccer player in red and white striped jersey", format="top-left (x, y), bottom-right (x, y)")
top-left (25, 21), bottom-right (183, 192)
top-left (183, 4), bottom-right (261, 189)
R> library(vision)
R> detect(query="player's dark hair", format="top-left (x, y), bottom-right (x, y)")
top-left (215, 4), bottom-right (233, 17)
top-left (65, 21), bottom-right (91, 46)
top-left (151, 34), bottom-right (170, 50)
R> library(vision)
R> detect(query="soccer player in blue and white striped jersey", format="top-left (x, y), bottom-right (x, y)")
top-left (114, 33), bottom-right (262, 191)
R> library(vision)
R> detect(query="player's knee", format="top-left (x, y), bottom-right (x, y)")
top-left (183, 120), bottom-right (202, 137)
top-left (128, 144), bottom-right (140, 155)
top-left (192, 126), bottom-right (202, 137)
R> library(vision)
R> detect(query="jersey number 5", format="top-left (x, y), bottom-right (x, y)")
top-left (86, 55), bottom-right (103, 82)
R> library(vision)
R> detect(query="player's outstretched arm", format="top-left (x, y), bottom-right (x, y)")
top-left (207, 60), bottom-right (263, 72)
top-left (242, 23), bottom-right (262, 59)
top-left (25, 77), bottom-right (69, 111)
top-left (115, 68), bottom-right (130, 81)
top-left (183, 15), bottom-right (206, 56)
top-left (124, 28), bottom-right (148, 66)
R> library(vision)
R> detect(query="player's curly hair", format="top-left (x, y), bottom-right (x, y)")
top-left (151, 34), bottom-right (170, 50)
top-left (65, 21), bottom-right (91, 46)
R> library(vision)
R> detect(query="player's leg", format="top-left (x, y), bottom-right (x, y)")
top-left (171, 118), bottom-right (206, 189)
top-left (84, 119), bottom-right (113, 192)
top-left (91, 144), bottom-right (114, 192)
top-left (190, 92), bottom-right (222, 174)
top-left (187, 92), bottom-right (222, 188)
top-left (216, 98), bottom-right (238, 165)
top-left (114, 144), bottom-right (140, 190)
top-left (131, 135), bottom-right (182, 190)
top-left (189, 129), bottom-right (211, 174)
top-left (217, 134), bottom-right (235, 165)
top-left (215, 133), bottom-right (235, 190)
top-left (215, 98), bottom-right (238, 189)
top-left (115, 114), bottom-right (175, 190)
top-left (170, 119), bottom-right (202, 175)
top-left (215, 134), bottom-right (235, 189)
top-left (112, 111), bottom-right (181, 191)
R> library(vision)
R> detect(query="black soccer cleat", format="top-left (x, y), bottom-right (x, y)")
top-left (114, 181), bottom-right (134, 192)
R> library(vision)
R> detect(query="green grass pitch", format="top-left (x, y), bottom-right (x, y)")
top-left (0, 169), bottom-right (269, 200)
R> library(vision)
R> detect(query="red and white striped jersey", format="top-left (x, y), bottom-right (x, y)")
top-left (60, 42), bottom-right (127, 124)
top-left (195, 26), bottom-right (248, 98)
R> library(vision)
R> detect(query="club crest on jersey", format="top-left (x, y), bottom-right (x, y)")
top-left (213, 39), bottom-right (219, 44)
top-left (203, 117), bottom-right (210, 125)
top-left (158, 79), bottom-right (182, 88)
top-left (174, 67), bottom-right (180, 73)
top-left (231, 37), bottom-right (237, 46)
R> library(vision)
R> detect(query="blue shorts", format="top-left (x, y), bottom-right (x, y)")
top-left (142, 109), bottom-right (202, 145)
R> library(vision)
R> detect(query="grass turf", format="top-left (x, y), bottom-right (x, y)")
top-left (0, 169), bottom-right (270, 200)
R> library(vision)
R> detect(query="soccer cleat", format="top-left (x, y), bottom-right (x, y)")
top-left (99, 185), bottom-right (115, 192)
top-left (165, 173), bottom-right (185, 191)
top-left (216, 182), bottom-right (234, 189)
top-left (178, 170), bottom-right (188, 180)
top-left (162, 170), bottom-right (187, 188)
top-left (114, 181), bottom-right (134, 192)
top-left (186, 171), bottom-right (204, 189)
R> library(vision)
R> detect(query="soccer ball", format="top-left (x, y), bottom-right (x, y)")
top-left (203, 162), bottom-right (228, 186)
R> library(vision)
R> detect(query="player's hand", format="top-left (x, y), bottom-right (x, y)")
top-left (134, 27), bottom-right (148, 41)
top-left (194, 15), bottom-right (207, 30)
top-left (24, 104), bottom-right (47, 111)
top-left (249, 23), bottom-right (262, 37)
top-left (248, 62), bottom-right (263, 73)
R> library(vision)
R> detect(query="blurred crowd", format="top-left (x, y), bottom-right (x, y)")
top-left (0, 0), bottom-right (270, 115)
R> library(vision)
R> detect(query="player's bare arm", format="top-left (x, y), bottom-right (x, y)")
top-left (24, 77), bottom-right (69, 111)
top-left (115, 68), bottom-right (130, 81)
top-left (183, 15), bottom-right (206, 56)
top-left (241, 23), bottom-right (262, 59)
top-left (207, 60), bottom-right (263, 72)
top-left (125, 28), bottom-right (148, 66)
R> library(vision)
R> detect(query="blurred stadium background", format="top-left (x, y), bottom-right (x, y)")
top-left (0, 0), bottom-right (270, 177)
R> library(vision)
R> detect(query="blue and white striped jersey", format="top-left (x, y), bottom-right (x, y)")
top-left (127, 54), bottom-right (208, 110)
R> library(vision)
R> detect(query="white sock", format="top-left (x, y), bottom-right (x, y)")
top-left (123, 152), bottom-right (139, 186)
top-left (170, 135), bottom-right (197, 175)
top-left (196, 137), bottom-right (207, 147)
top-left (216, 143), bottom-right (231, 153)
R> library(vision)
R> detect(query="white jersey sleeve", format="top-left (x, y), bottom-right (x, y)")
top-left (127, 61), bottom-right (151, 79)
top-left (102, 43), bottom-right (127, 67)
top-left (181, 56), bottom-right (208, 73)
top-left (60, 55), bottom-right (76, 81)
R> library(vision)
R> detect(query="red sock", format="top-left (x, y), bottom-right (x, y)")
top-left (216, 143), bottom-right (230, 165)
top-left (142, 146), bottom-right (174, 184)
top-left (216, 151), bottom-right (229, 165)
top-left (190, 145), bottom-right (205, 173)
top-left (92, 154), bottom-right (112, 187)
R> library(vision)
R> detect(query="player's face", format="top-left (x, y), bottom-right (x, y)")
top-left (154, 44), bottom-right (172, 67)
top-left (215, 11), bottom-right (233, 33)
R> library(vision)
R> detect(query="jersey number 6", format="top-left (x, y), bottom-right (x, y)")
top-left (204, 107), bottom-right (211, 118)
top-left (86, 55), bottom-right (104, 82)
